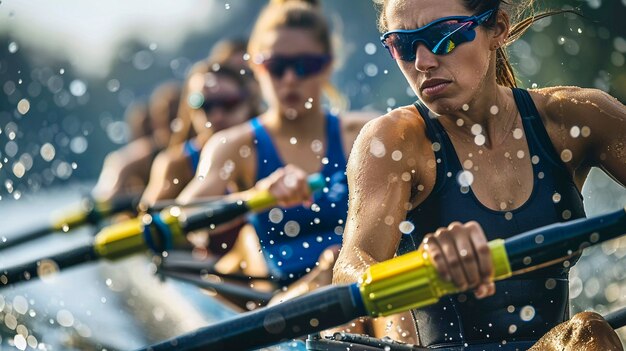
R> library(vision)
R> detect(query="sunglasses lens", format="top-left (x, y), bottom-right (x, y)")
top-left (384, 33), bottom-right (416, 61)
top-left (199, 95), bottom-right (244, 114)
top-left (384, 20), bottom-right (476, 60)
top-left (263, 55), bottom-right (329, 78)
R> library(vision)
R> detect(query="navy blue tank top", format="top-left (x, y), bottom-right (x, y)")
top-left (183, 139), bottom-right (201, 173)
top-left (248, 113), bottom-right (348, 285)
top-left (400, 88), bottom-right (585, 349)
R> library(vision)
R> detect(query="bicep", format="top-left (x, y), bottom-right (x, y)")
top-left (582, 90), bottom-right (626, 186)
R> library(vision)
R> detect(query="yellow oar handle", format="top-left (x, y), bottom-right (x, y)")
top-left (93, 211), bottom-right (185, 260)
top-left (359, 239), bottom-right (512, 317)
top-left (50, 199), bottom-right (113, 231)
top-left (246, 173), bottom-right (326, 210)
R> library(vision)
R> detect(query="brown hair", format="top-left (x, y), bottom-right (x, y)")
top-left (373, 0), bottom-right (579, 88)
top-left (169, 61), bottom-right (261, 146)
top-left (247, 0), bottom-right (348, 111)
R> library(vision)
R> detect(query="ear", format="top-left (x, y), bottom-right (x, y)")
top-left (490, 10), bottom-right (510, 50)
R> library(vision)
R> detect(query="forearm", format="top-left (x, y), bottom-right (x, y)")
top-left (333, 247), bottom-right (380, 285)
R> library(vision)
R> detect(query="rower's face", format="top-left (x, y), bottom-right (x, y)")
top-left (188, 73), bottom-right (251, 133)
top-left (385, 0), bottom-right (495, 114)
top-left (251, 28), bottom-right (330, 118)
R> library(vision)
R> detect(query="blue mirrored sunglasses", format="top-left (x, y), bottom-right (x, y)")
top-left (381, 9), bottom-right (495, 61)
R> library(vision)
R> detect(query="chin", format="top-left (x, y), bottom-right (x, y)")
top-left (418, 95), bottom-right (461, 116)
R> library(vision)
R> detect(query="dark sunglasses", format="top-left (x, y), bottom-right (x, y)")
top-left (188, 92), bottom-right (247, 114)
top-left (381, 9), bottom-right (495, 61)
top-left (259, 54), bottom-right (331, 79)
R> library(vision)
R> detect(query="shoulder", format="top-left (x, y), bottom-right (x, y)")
top-left (202, 121), bottom-right (255, 155)
top-left (350, 105), bottom-right (428, 165)
top-left (529, 86), bottom-right (624, 125)
top-left (152, 143), bottom-right (189, 173)
top-left (358, 105), bottom-right (426, 143)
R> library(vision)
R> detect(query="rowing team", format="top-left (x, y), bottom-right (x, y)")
top-left (90, 0), bottom-right (626, 349)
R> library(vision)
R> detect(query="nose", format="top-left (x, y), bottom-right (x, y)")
top-left (281, 67), bottom-right (299, 83)
top-left (414, 44), bottom-right (438, 72)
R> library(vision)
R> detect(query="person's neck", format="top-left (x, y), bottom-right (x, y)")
top-left (262, 104), bottom-right (326, 139)
top-left (439, 84), bottom-right (517, 148)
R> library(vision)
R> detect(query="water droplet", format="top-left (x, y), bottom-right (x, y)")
top-left (508, 324), bottom-right (517, 334)
top-left (535, 234), bottom-right (544, 244)
top-left (505, 212), bottom-right (513, 220)
top-left (569, 126), bottom-right (580, 138)
top-left (489, 105), bottom-right (499, 115)
top-left (516, 150), bottom-right (525, 159)
top-left (17, 99), bottom-right (30, 115)
top-left (552, 193), bottom-right (561, 203)
top-left (545, 278), bottom-right (557, 290)
top-left (224, 3), bottom-right (230, 9)
top-left (8, 41), bottom-right (19, 53)
top-left (289, 137), bottom-right (297, 145)
top-left (471, 124), bottom-right (482, 135)
top-left (457, 170), bottom-right (474, 187)
top-left (431, 142), bottom-right (441, 152)
top-left (399, 221), bottom-right (415, 234)
top-left (560, 149), bottom-right (573, 162)
top-left (391, 150), bottom-right (403, 161)
top-left (13, 296), bottom-right (28, 315)
top-left (474, 135), bottom-right (486, 146)
top-left (456, 118), bottom-right (465, 126)
top-left (284, 221), bottom-right (300, 237)
top-left (520, 305), bottom-right (536, 321)
top-left (364, 43), bottom-right (377, 55)
top-left (310, 139), bottom-right (323, 153)
top-left (462, 104), bottom-right (470, 111)
top-left (14, 334), bottom-right (27, 350)
top-left (513, 128), bottom-right (523, 139)
top-left (581, 126), bottom-right (591, 137)
top-left (69, 80), bottom-right (87, 97)
top-left (369, 138), bottom-right (386, 157)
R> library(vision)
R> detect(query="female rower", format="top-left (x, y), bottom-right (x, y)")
top-left (333, 0), bottom-right (625, 349)
top-left (92, 82), bottom-right (180, 202)
top-left (177, 0), bottom-right (375, 304)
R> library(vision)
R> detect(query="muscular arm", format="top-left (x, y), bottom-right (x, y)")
top-left (535, 87), bottom-right (626, 187)
top-left (140, 147), bottom-right (194, 207)
top-left (333, 111), bottom-right (420, 284)
top-left (177, 126), bottom-right (255, 204)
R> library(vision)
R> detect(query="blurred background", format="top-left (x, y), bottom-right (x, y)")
top-left (0, 0), bottom-right (625, 350)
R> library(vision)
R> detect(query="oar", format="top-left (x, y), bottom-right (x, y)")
top-left (0, 193), bottom-right (140, 251)
top-left (136, 207), bottom-right (626, 351)
top-left (604, 306), bottom-right (626, 330)
top-left (0, 174), bottom-right (325, 286)
top-left (160, 270), bottom-right (274, 305)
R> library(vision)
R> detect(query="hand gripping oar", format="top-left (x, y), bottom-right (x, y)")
top-left (136, 207), bottom-right (626, 351)
top-left (0, 174), bottom-right (325, 286)
top-left (0, 193), bottom-right (140, 251)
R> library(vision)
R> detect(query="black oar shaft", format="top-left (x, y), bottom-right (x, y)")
top-left (0, 223), bottom-right (54, 251)
top-left (141, 285), bottom-right (365, 351)
top-left (0, 244), bottom-right (98, 285)
top-left (182, 201), bottom-right (249, 233)
top-left (160, 270), bottom-right (274, 304)
top-left (604, 307), bottom-right (626, 330)
top-left (505, 207), bottom-right (626, 272)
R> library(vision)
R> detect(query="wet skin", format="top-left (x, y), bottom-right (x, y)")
top-left (334, 0), bottom-right (626, 347)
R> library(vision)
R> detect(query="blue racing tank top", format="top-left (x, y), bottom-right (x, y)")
top-left (248, 113), bottom-right (349, 285)
top-left (183, 139), bottom-right (201, 173)
top-left (400, 88), bottom-right (585, 350)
